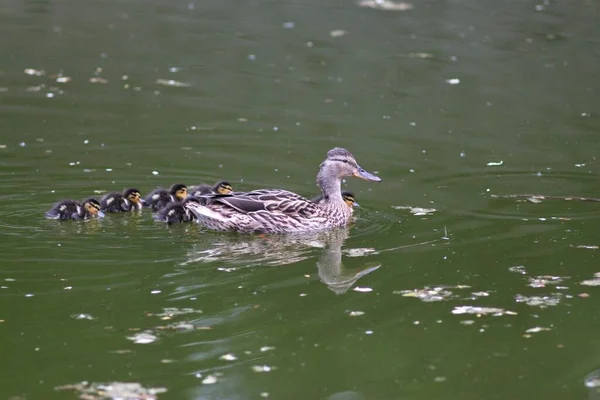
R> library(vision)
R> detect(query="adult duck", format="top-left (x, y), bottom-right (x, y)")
top-left (186, 148), bottom-right (381, 233)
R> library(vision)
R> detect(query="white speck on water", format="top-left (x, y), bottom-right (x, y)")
top-left (353, 287), bottom-right (373, 293)
top-left (409, 169), bottom-right (415, 173)
top-left (260, 393), bottom-right (269, 398)
top-left (299, 293), bottom-right (307, 297)
top-left (414, 321), bottom-right (420, 325)
top-left (151, 290), bottom-right (161, 294)
top-left (535, 171), bottom-right (543, 176)
top-left (25, 294), bottom-right (34, 297)
top-left (260, 346), bottom-right (275, 352)
top-left (64, 286), bottom-right (73, 290)
top-left (152, 171), bottom-right (159, 175)
top-left (202, 375), bottom-right (218, 384)
top-left (306, 41), bottom-right (314, 48)
top-left (460, 151), bottom-right (466, 158)
top-left (219, 353), bottom-right (237, 361)
top-left (434, 376), bottom-right (447, 383)
top-left (57, 243), bottom-right (61, 247)
top-left (5, 278), bottom-right (15, 282)
top-left (127, 331), bottom-right (157, 344)
top-left (72, 313), bottom-right (94, 320)
top-left (252, 365), bottom-right (273, 373)
top-left (105, 168), bottom-right (112, 172)
top-left (486, 160), bottom-right (503, 166)
top-left (446, 78), bottom-right (460, 85)
top-left (195, 373), bottom-right (202, 378)
top-left (330, 29), bottom-right (346, 37)
top-left (83, 139), bottom-right (89, 144)
top-left (273, 126), bottom-right (279, 131)
top-left (409, 121), bottom-right (416, 126)
top-left (19, 142), bottom-right (26, 147)
top-left (535, 4), bottom-right (544, 11)
top-left (282, 22), bottom-right (295, 28)
top-left (581, 112), bottom-right (589, 117)
top-left (169, 67), bottom-right (180, 73)
top-left (348, 311), bottom-right (365, 317)
top-left (46, 93), bottom-right (55, 98)
top-left (248, 54), bottom-right (256, 61)
top-left (365, 330), bottom-right (374, 335)
top-left (190, 297), bottom-right (197, 300)
top-left (575, 163), bottom-right (585, 167)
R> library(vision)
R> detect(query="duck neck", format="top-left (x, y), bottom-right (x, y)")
top-left (316, 167), bottom-right (343, 206)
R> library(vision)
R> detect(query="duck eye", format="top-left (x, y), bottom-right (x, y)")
top-left (342, 160), bottom-right (349, 164)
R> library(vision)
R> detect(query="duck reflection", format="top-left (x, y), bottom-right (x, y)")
top-left (183, 227), bottom-right (380, 294)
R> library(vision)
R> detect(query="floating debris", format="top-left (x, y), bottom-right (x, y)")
top-left (509, 265), bottom-right (527, 275)
top-left (397, 287), bottom-right (455, 302)
top-left (55, 381), bottom-right (167, 399)
top-left (573, 245), bottom-right (599, 250)
top-left (156, 79), bottom-right (191, 88)
top-left (487, 160), bottom-right (504, 166)
top-left (452, 306), bottom-right (517, 316)
top-left (344, 248), bottom-right (377, 257)
top-left (446, 78), bottom-right (460, 85)
top-left (392, 205), bottom-right (437, 215)
top-left (146, 307), bottom-right (202, 320)
top-left (348, 311), bottom-right (365, 317)
top-left (260, 346), bottom-right (275, 352)
top-left (353, 287), bottom-right (373, 293)
top-left (89, 77), bottom-right (109, 84)
top-left (71, 313), bottom-right (94, 320)
top-left (330, 30), bottom-right (347, 37)
top-left (155, 322), bottom-right (196, 331)
top-left (202, 375), bottom-right (218, 385)
top-left (525, 326), bottom-right (551, 334)
top-left (217, 267), bottom-right (237, 272)
top-left (514, 293), bottom-right (562, 308)
top-left (409, 52), bottom-right (434, 59)
top-left (55, 76), bottom-right (72, 83)
top-left (581, 273), bottom-right (600, 286)
top-left (528, 275), bottom-right (568, 288)
top-left (252, 365), bottom-right (274, 373)
top-left (126, 331), bottom-right (158, 344)
top-left (357, 0), bottom-right (414, 11)
top-left (219, 353), bottom-right (237, 361)
top-left (24, 68), bottom-right (45, 76)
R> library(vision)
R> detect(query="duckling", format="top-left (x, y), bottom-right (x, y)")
top-left (190, 181), bottom-right (233, 197)
top-left (46, 198), bottom-right (105, 220)
top-left (100, 188), bottom-right (144, 212)
top-left (312, 191), bottom-right (359, 208)
top-left (144, 183), bottom-right (188, 212)
top-left (155, 196), bottom-right (201, 224)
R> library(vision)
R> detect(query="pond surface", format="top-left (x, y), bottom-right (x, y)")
top-left (1, 0), bottom-right (600, 399)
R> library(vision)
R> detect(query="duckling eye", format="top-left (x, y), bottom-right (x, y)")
top-left (342, 160), bottom-right (349, 164)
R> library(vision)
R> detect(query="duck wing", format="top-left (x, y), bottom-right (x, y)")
top-left (206, 189), bottom-right (319, 217)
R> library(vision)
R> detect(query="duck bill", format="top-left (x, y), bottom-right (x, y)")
top-left (353, 167), bottom-right (382, 182)
top-left (353, 201), bottom-right (360, 208)
top-left (97, 211), bottom-right (106, 218)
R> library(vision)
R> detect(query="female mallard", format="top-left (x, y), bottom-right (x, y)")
top-left (155, 196), bottom-right (201, 224)
top-left (100, 188), bottom-right (144, 212)
top-left (144, 183), bottom-right (188, 212)
top-left (185, 148), bottom-right (380, 233)
top-left (46, 198), bottom-right (105, 220)
top-left (313, 191), bottom-right (359, 208)
top-left (190, 181), bottom-right (233, 197)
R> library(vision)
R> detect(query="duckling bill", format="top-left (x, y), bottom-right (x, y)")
top-left (100, 188), bottom-right (144, 212)
top-left (144, 183), bottom-right (188, 212)
top-left (313, 191), bottom-right (359, 208)
top-left (46, 198), bottom-right (105, 220)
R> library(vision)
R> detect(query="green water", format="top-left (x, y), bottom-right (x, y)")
top-left (2, 0), bottom-right (600, 399)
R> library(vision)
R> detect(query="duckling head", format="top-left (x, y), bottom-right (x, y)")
top-left (124, 188), bottom-right (144, 205)
top-left (342, 191), bottom-right (359, 208)
top-left (320, 148), bottom-right (381, 182)
top-left (214, 181), bottom-right (233, 195)
top-left (83, 198), bottom-right (105, 217)
top-left (170, 183), bottom-right (188, 200)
